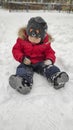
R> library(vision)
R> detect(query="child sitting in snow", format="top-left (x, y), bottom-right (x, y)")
top-left (9, 16), bottom-right (69, 94)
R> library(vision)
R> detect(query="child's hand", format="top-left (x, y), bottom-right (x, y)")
top-left (44, 59), bottom-right (52, 66)
top-left (23, 57), bottom-right (31, 65)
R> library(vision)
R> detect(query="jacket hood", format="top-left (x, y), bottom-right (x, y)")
top-left (18, 27), bottom-right (54, 42)
top-left (18, 27), bottom-right (27, 40)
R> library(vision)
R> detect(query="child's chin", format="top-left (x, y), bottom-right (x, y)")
top-left (32, 42), bottom-right (39, 44)
top-left (30, 40), bottom-right (39, 44)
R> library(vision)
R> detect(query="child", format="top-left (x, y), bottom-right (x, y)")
top-left (9, 17), bottom-right (69, 94)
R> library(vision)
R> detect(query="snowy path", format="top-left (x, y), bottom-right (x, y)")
top-left (0, 9), bottom-right (73, 130)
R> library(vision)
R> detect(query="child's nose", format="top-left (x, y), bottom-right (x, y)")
top-left (32, 32), bottom-right (36, 37)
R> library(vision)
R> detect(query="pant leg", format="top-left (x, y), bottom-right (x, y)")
top-left (32, 62), bottom-right (60, 79)
top-left (16, 63), bottom-right (34, 84)
top-left (44, 65), bottom-right (60, 79)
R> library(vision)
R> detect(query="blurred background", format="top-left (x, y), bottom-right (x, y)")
top-left (0, 0), bottom-right (73, 13)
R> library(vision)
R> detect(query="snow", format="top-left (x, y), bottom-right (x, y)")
top-left (0, 9), bottom-right (73, 130)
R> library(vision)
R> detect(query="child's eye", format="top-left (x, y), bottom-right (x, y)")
top-left (29, 28), bottom-right (33, 32)
top-left (36, 29), bottom-right (40, 34)
top-left (38, 34), bottom-right (41, 38)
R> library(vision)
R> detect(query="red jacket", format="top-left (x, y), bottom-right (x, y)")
top-left (12, 34), bottom-right (56, 64)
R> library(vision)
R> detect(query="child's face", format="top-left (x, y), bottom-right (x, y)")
top-left (28, 36), bottom-right (41, 44)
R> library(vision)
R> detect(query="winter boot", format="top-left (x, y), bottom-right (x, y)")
top-left (51, 72), bottom-right (69, 89)
top-left (9, 75), bottom-right (32, 94)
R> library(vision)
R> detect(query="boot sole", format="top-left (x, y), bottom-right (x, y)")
top-left (54, 72), bottom-right (69, 89)
top-left (9, 75), bottom-right (31, 94)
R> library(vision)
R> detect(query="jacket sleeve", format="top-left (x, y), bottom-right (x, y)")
top-left (44, 43), bottom-right (56, 64)
top-left (12, 38), bottom-right (25, 63)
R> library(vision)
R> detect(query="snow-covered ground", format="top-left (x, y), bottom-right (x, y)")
top-left (0, 9), bottom-right (73, 130)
